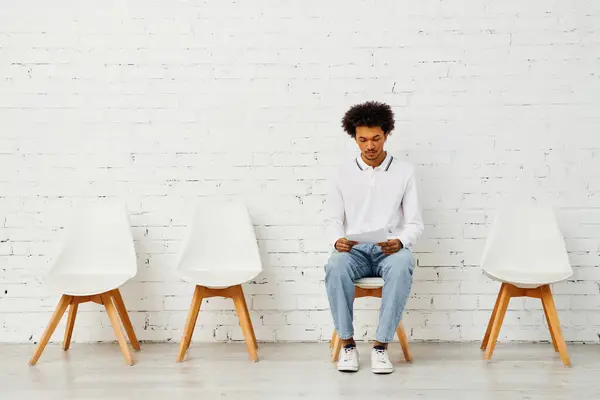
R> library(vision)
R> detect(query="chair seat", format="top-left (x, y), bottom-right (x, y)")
top-left (177, 269), bottom-right (260, 288)
top-left (355, 277), bottom-right (384, 289)
top-left (44, 273), bottom-right (133, 296)
top-left (484, 269), bottom-right (572, 289)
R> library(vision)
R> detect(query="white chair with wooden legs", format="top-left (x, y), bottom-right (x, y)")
top-left (330, 278), bottom-right (412, 363)
top-left (480, 202), bottom-right (573, 367)
top-left (29, 201), bottom-right (140, 366)
top-left (176, 197), bottom-right (262, 363)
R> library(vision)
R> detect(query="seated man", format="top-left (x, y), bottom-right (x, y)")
top-left (324, 101), bottom-right (424, 374)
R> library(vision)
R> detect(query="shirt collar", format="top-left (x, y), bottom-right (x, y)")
top-left (356, 152), bottom-right (393, 172)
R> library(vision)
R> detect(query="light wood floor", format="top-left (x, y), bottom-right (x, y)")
top-left (2, 343), bottom-right (599, 399)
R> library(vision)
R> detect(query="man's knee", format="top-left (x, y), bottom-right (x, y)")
top-left (325, 252), bottom-right (354, 282)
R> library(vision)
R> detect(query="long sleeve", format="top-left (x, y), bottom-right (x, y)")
top-left (324, 177), bottom-right (345, 248)
top-left (391, 168), bottom-right (424, 248)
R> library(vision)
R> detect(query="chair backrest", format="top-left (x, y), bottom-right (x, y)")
top-left (177, 197), bottom-right (262, 273)
top-left (481, 202), bottom-right (572, 277)
top-left (51, 200), bottom-right (137, 276)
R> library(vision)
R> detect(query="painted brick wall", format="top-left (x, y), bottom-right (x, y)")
top-left (1, 0), bottom-right (599, 344)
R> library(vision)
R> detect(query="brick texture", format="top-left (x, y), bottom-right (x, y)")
top-left (1, 0), bottom-right (599, 344)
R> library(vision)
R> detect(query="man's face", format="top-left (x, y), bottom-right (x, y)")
top-left (355, 126), bottom-right (387, 161)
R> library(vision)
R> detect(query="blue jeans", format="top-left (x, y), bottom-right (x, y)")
top-left (325, 244), bottom-right (415, 343)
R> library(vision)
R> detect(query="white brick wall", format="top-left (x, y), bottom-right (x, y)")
top-left (1, 0), bottom-right (599, 344)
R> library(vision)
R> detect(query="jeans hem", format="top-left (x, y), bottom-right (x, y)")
top-left (337, 332), bottom-right (354, 340)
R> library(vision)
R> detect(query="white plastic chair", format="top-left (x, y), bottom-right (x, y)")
top-left (176, 197), bottom-right (262, 362)
top-left (329, 278), bottom-right (412, 363)
top-left (480, 202), bottom-right (572, 366)
top-left (29, 201), bottom-right (140, 366)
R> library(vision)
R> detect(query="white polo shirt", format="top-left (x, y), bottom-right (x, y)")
top-left (324, 152), bottom-right (424, 249)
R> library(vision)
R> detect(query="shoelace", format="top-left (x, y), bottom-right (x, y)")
top-left (374, 348), bottom-right (389, 364)
top-left (341, 347), bottom-right (356, 362)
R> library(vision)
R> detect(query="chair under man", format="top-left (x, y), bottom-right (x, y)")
top-left (330, 277), bottom-right (413, 363)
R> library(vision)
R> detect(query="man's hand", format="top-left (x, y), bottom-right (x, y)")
top-left (335, 238), bottom-right (359, 253)
top-left (377, 239), bottom-right (403, 255)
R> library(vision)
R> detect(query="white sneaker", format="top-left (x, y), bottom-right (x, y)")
top-left (337, 345), bottom-right (359, 372)
top-left (371, 346), bottom-right (394, 374)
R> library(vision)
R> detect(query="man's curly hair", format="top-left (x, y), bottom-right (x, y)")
top-left (341, 101), bottom-right (395, 138)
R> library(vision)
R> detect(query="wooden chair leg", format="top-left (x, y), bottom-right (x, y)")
top-left (177, 285), bottom-right (204, 362)
top-left (101, 293), bottom-right (134, 366)
top-left (29, 295), bottom-right (72, 365)
top-left (330, 330), bottom-right (339, 356)
top-left (63, 299), bottom-right (78, 351)
top-left (239, 289), bottom-right (258, 350)
top-left (332, 332), bottom-right (342, 362)
top-left (111, 289), bottom-right (141, 351)
top-left (541, 292), bottom-right (559, 352)
top-left (329, 330), bottom-right (337, 350)
top-left (397, 322), bottom-right (412, 362)
top-left (481, 283), bottom-right (505, 350)
top-left (232, 285), bottom-right (259, 362)
top-left (540, 285), bottom-right (571, 367)
top-left (484, 284), bottom-right (511, 360)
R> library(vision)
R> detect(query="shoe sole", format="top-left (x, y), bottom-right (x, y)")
top-left (338, 367), bottom-right (359, 372)
top-left (372, 368), bottom-right (394, 374)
